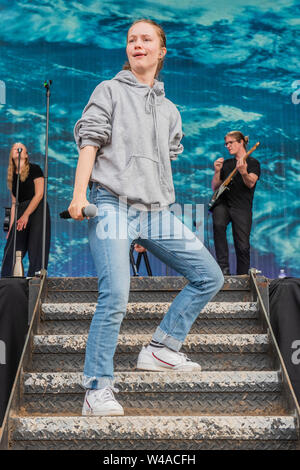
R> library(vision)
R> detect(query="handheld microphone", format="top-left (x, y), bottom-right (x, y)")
top-left (59, 204), bottom-right (97, 219)
top-left (17, 148), bottom-right (22, 153)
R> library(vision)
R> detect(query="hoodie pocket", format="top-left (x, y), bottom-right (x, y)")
top-left (120, 154), bottom-right (162, 204)
top-left (124, 154), bottom-right (159, 177)
top-left (125, 153), bottom-right (158, 167)
top-left (123, 154), bottom-right (159, 176)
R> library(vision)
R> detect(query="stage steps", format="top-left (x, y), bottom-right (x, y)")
top-left (9, 276), bottom-right (300, 450)
top-left (40, 301), bottom-right (261, 334)
top-left (22, 371), bottom-right (286, 416)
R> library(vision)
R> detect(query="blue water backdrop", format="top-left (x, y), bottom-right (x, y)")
top-left (0, 0), bottom-right (299, 278)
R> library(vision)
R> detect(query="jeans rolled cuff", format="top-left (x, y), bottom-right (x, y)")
top-left (152, 326), bottom-right (182, 352)
top-left (82, 375), bottom-right (114, 390)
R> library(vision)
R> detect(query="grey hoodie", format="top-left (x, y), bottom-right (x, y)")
top-left (74, 70), bottom-right (183, 210)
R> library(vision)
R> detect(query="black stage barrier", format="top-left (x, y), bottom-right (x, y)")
top-left (270, 278), bottom-right (300, 405)
top-left (0, 278), bottom-right (29, 426)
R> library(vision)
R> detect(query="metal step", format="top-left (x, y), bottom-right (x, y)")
top-left (39, 318), bottom-right (263, 335)
top-left (45, 276), bottom-right (253, 303)
top-left (10, 415), bottom-right (298, 450)
top-left (21, 371), bottom-right (286, 416)
top-left (39, 301), bottom-right (262, 335)
top-left (41, 301), bottom-right (258, 320)
top-left (46, 290), bottom-right (253, 303)
top-left (46, 276), bottom-right (251, 292)
top-left (5, 274), bottom-right (300, 452)
top-left (30, 333), bottom-right (274, 373)
top-left (30, 352), bottom-right (275, 373)
top-left (32, 333), bottom-right (270, 354)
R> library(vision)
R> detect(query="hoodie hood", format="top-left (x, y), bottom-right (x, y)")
top-left (113, 70), bottom-right (165, 99)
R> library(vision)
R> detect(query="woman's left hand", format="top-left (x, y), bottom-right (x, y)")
top-left (134, 244), bottom-right (147, 253)
top-left (17, 213), bottom-right (29, 231)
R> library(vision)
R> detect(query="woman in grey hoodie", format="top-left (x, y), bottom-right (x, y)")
top-left (69, 19), bottom-right (224, 417)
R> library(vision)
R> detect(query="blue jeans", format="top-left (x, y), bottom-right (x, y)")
top-left (83, 184), bottom-right (224, 389)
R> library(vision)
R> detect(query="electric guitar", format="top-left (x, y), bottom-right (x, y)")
top-left (208, 142), bottom-right (260, 212)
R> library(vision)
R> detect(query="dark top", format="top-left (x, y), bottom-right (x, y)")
top-left (12, 163), bottom-right (44, 203)
top-left (220, 156), bottom-right (260, 209)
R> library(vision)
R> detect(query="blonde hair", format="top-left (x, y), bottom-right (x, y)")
top-left (123, 19), bottom-right (167, 79)
top-left (7, 144), bottom-right (30, 191)
top-left (225, 131), bottom-right (249, 149)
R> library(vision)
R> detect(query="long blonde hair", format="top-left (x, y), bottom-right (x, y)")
top-left (123, 19), bottom-right (167, 79)
top-left (7, 144), bottom-right (30, 191)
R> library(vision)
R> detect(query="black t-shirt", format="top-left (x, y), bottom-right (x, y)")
top-left (220, 156), bottom-right (260, 209)
top-left (12, 163), bottom-right (44, 202)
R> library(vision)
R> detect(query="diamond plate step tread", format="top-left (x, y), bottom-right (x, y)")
top-left (45, 276), bottom-right (255, 303)
top-left (22, 371), bottom-right (281, 394)
top-left (45, 290), bottom-right (252, 303)
top-left (32, 334), bottom-right (270, 354)
top-left (22, 393), bottom-right (287, 418)
top-left (46, 276), bottom-right (255, 292)
top-left (22, 372), bottom-right (285, 417)
top-left (11, 415), bottom-right (297, 441)
top-left (41, 301), bottom-right (258, 320)
top-left (10, 438), bottom-right (299, 451)
top-left (39, 318), bottom-right (263, 336)
top-left (30, 352), bottom-right (274, 373)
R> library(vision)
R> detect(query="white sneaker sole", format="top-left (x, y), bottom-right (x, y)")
top-left (136, 362), bottom-right (201, 372)
top-left (137, 352), bottom-right (201, 372)
top-left (82, 407), bottom-right (124, 417)
top-left (136, 361), bottom-right (174, 372)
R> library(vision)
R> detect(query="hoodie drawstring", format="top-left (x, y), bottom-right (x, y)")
top-left (145, 88), bottom-right (162, 182)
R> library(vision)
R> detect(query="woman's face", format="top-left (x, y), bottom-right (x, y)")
top-left (126, 22), bottom-right (166, 76)
top-left (11, 143), bottom-right (28, 162)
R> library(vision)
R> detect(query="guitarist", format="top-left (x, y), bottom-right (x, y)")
top-left (211, 131), bottom-right (260, 275)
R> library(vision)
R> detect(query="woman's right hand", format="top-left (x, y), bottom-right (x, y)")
top-left (214, 158), bottom-right (224, 172)
top-left (134, 244), bottom-right (147, 253)
top-left (68, 197), bottom-right (90, 220)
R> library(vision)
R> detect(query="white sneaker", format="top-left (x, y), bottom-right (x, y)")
top-left (82, 386), bottom-right (124, 416)
top-left (136, 346), bottom-right (201, 372)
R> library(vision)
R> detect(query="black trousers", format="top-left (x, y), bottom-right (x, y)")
top-left (212, 202), bottom-right (252, 275)
top-left (1, 199), bottom-right (51, 277)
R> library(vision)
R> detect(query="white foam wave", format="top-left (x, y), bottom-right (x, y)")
top-left (182, 105), bottom-right (262, 137)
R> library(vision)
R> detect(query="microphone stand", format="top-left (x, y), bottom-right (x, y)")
top-left (12, 148), bottom-right (22, 275)
top-left (38, 80), bottom-right (52, 276)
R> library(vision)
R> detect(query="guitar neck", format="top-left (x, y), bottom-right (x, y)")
top-left (222, 142), bottom-right (260, 186)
